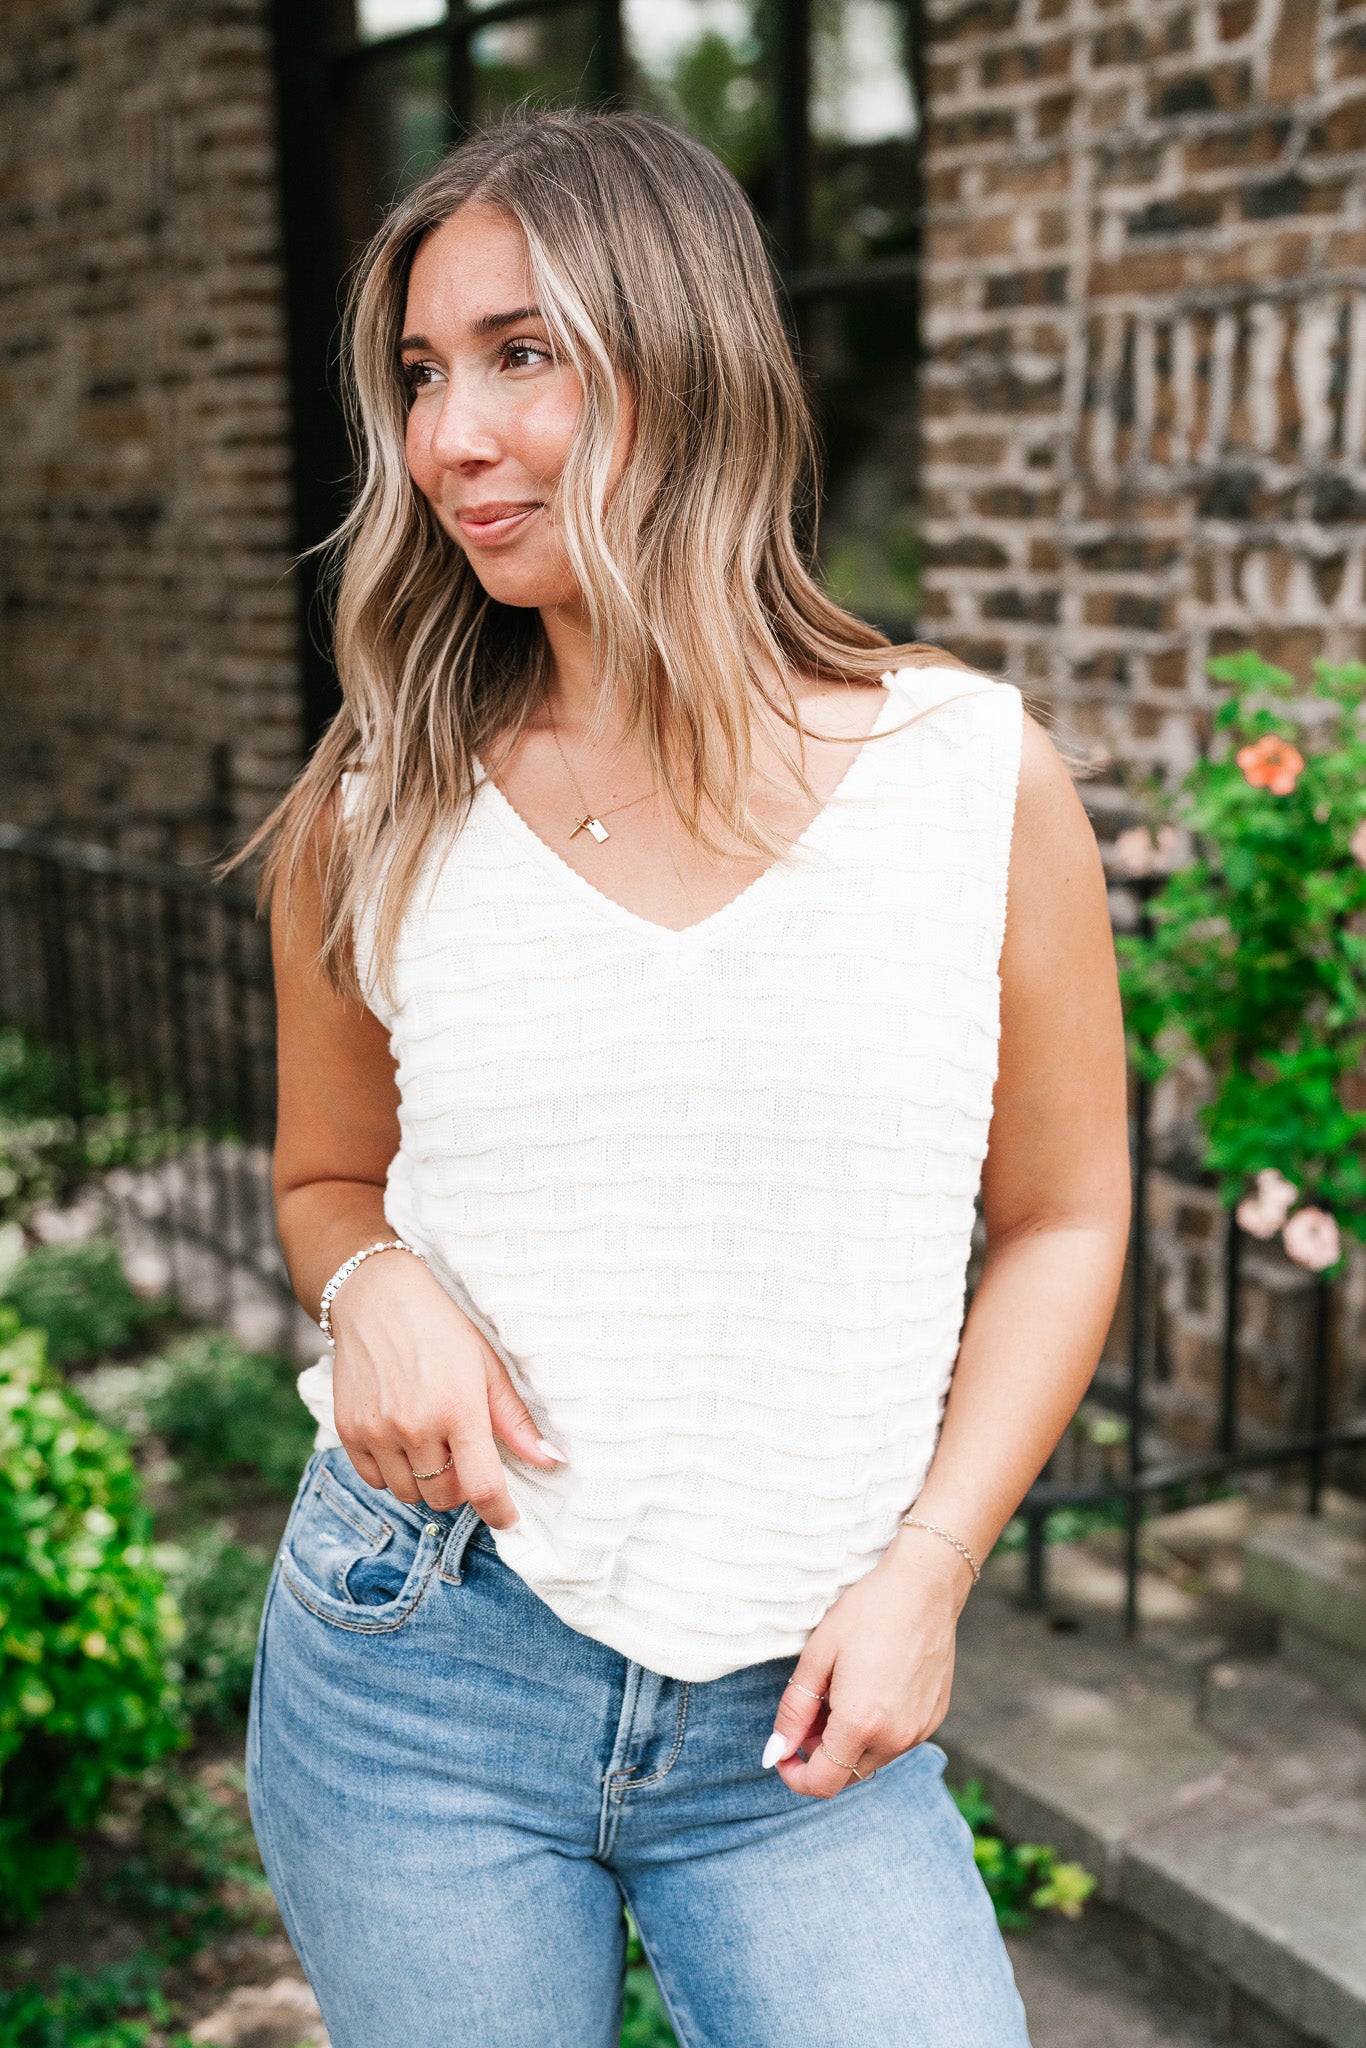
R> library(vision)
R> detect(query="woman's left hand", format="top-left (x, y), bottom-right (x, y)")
top-left (765, 1526), bottom-right (974, 1798)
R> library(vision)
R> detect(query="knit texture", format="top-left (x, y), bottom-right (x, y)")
top-left (297, 665), bottom-right (1024, 1681)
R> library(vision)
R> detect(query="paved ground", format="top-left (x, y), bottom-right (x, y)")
top-left (942, 1500), bottom-right (1366, 2048)
top-left (1009, 1917), bottom-right (1221, 2048)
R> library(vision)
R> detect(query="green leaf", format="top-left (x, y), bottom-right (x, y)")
top-left (1207, 651), bottom-right (1296, 693)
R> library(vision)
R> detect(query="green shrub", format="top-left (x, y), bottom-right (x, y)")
top-left (143, 1333), bottom-right (315, 1499)
top-left (0, 1956), bottom-right (190, 2048)
top-left (952, 1779), bottom-right (1096, 1929)
top-left (100, 1763), bottom-right (270, 1960)
top-left (0, 1309), bottom-right (183, 1922)
top-left (1120, 654), bottom-right (1366, 1263)
top-left (155, 1526), bottom-right (273, 1729)
top-left (1, 1244), bottom-right (156, 1369)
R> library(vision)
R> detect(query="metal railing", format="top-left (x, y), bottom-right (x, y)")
top-left (1021, 880), bottom-right (1366, 1628)
top-left (1, 825), bottom-right (1362, 1624)
top-left (0, 823), bottom-right (280, 1321)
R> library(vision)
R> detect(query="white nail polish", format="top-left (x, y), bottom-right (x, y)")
top-left (761, 1732), bottom-right (787, 1769)
top-left (537, 1439), bottom-right (568, 1462)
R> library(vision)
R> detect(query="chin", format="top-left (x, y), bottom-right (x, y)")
top-left (460, 553), bottom-right (577, 615)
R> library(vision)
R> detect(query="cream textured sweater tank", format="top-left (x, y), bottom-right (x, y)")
top-left (297, 664), bottom-right (1024, 1682)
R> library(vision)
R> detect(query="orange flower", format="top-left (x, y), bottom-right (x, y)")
top-left (1235, 734), bottom-right (1304, 795)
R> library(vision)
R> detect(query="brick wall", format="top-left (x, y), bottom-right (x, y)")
top-left (918, 0), bottom-right (1366, 1459)
top-left (919, 0), bottom-right (1366, 819)
top-left (0, 0), bottom-right (300, 861)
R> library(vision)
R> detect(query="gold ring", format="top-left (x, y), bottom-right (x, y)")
top-left (785, 1679), bottom-right (827, 1701)
top-left (411, 1454), bottom-right (454, 1481)
top-left (819, 1739), bottom-right (866, 1781)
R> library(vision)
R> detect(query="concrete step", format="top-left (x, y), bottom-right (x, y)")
top-left (1243, 1507), bottom-right (1366, 1721)
top-left (1008, 1910), bottom-right (1252, 2048)
top-left (941, 1533), bottom-right (1366, 2048)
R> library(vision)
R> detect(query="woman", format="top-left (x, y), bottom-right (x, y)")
top-left (247, 109), bottom-right (1130, 2048)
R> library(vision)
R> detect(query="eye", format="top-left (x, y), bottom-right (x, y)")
top-left (501, 337), bottom-right (552, 371)
top-left (401, 359), bottom-right (440, 398)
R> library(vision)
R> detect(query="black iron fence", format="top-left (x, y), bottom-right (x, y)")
top-left (0, 822), bottom-right (281, 1327)
top-left (1021, 880), bottom-right (1366, 1627)
top-left (1, 824), bottom-right (1362, 1624)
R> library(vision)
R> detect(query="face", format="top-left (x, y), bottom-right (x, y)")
top-left (401, 203), bottom-right (632, 614)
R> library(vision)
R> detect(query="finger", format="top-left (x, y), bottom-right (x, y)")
top-left (406, 1444), bottom-right (466, 1513)
top-left (764, 1647), bottom-right (834, 1767)
top-left (778, 1705), bottom-right (876, 1798)
top-left (450, 1424), bottom-right (520, 1530)
top-left (373, 1443), bottom-right (423, 1504)
top-left (777, 1729), bottom-right (873, 1800)
top-left (342, 1441), bottom-right (388, 1493)
top-left (484, 1351), bottom-right (567, 1468)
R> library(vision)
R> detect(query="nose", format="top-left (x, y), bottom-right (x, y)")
top-left (426, 370), bottom-right (500, 471)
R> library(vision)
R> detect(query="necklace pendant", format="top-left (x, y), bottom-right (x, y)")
top-left (570, 815), bottom-right (610, 844)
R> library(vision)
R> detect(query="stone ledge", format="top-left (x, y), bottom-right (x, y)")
top-left (1244, 1509), bottom-right (1366, 1663)
top-left (941, 1559), bottom-right (1366, 2048)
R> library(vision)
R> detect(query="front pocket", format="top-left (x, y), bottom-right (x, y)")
top-left (279, 1456), bottom-right (448, 1634)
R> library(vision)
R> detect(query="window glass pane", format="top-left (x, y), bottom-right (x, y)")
top-left (354, 0), bottom-right (446, 40)
top-left (811, 0), bottom-right (918, 268)
top-left (804, 288), bottom-right (920, 638)
top-left (623, 0), bottom-right (772, 210)
top-left (469, 9), bottom-right (600, 124)
top-left (336, 43), bottom-right (451, 251)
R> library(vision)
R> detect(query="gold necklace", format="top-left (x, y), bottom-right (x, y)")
top-left (547, 702), bottom-right (655, 844)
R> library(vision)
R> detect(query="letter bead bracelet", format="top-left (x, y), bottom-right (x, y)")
top-left (318, 1239), bottom-right (428, 1345)
top-left (899, 1514), bottom-right (983, 1586)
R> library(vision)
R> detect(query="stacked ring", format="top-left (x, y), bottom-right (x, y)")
top-left (412, 1454), bottom-right (455, 1482)
top-left (819, 1739), bottom-right (872, 1782)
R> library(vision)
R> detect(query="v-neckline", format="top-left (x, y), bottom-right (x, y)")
top-left (473, 678), bottom-right (906, 943)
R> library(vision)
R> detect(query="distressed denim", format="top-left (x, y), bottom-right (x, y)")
top-left (247, 1447), bottom-right (1031, 2048)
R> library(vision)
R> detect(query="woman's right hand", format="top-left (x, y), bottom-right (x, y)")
top-left (327, 1250), bottom-right (564, 1524)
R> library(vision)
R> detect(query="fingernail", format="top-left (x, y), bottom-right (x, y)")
top-left (761, 1732), bottom-right (788, 1769)
top-left (536, 1439), bottom-right (568, 1462)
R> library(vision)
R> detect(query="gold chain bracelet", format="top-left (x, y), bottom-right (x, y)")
top-left (899, 1514), bottom-right (983, 1585)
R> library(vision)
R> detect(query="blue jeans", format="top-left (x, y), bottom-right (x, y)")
top-left (248, 1448), bottom-right (1031, 2048)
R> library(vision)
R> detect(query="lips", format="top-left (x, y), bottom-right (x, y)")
top-left (455, 501), bottom-right (542, 544)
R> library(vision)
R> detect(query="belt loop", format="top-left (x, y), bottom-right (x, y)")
top-left (438, 1505), bottom-right (482, 1585)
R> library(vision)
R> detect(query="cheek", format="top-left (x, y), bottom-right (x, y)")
top-left (405, 408), bottom-right (436, 498)
top-left (510, 381), bottom-right (582, 482)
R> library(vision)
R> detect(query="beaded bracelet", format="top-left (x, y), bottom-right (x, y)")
top-left (899, 1514), bottom-right (983, 1586)
top-left (318, 1239), bottom-right (427, 1345)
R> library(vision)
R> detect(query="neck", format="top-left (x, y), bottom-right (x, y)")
top-left (538, 598), bottom-right (625, 736)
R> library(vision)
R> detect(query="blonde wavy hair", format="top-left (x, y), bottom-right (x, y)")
top-left (248, 107), bottom-right (958, 997)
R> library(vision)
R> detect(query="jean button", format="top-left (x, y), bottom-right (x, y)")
top-left (425, 1522), bottom-right (441, 1536)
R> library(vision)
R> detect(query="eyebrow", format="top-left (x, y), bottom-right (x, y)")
top-left (397, 306), bottom-right (543, 353)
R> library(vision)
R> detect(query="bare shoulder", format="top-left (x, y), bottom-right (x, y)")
top-left (1000, 710), bottom-right (1113, 989)
top-left (792, 675), bottom-right (891, 734)
top-left (1011, 709), bottom-right (1104, 886)
top-left (269, 783), bottom-right (345, 958)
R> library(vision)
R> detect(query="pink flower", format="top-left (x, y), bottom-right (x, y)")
top-left (1236, 734), bottom-right (1304, 795)
top-left (1282, 1207), bottom-right (1342, 1272)
top-left (1350, 819), bottom-right (1366, 868)
top-left (1113, 825), bottom-right (1180, 878)
top-left (1235, 1168), bottom-right (1298, 1240)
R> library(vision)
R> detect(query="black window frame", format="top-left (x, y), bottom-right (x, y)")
top-left (270, 0), bottom-right (925, 747)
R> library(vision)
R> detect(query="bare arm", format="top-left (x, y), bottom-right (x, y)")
top-left (772, 713), bottom-right (1131, 1796)
top-left (272, 806), bottom-right (560, 1524)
